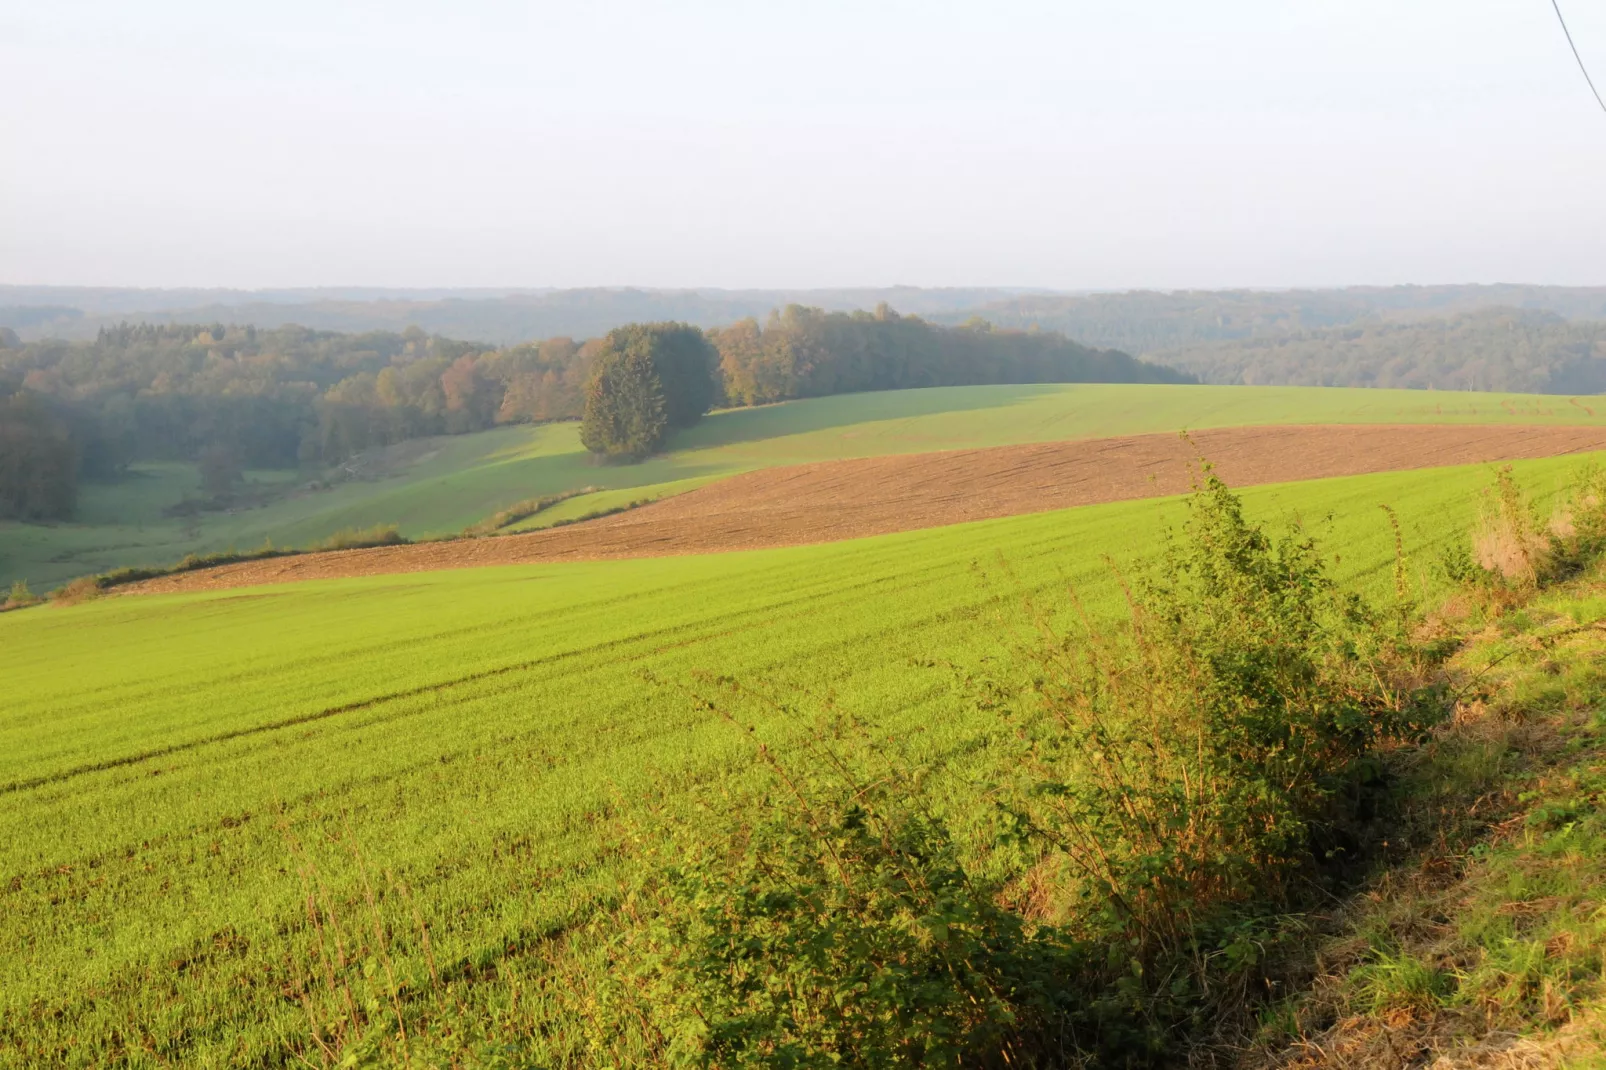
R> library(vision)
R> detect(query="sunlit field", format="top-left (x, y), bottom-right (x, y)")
top-left (2, 452), bottom-right (1596, 1067)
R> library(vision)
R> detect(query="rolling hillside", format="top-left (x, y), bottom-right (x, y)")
top-left (2, 454), bottom-right (1601, 1067)
top-left (6, 382), bottom-right (1606, 591)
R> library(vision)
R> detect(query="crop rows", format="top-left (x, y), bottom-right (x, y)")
top-left (0, 454), bottom-right (1598, 1066)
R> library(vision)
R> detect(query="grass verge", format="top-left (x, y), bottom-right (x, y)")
top-left (1241, 477), bottom-right (1606, 1068)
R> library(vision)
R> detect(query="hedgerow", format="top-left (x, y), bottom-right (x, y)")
top-left (48, 525), bottom-right (412, 598)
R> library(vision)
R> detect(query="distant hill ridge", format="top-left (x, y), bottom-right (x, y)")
top-left (0, 286), bottom-right (1042, 344)
top-left (929, 285), bottom-right (1606, 354)
top-left (9, 283), bottom-right (1606, 348)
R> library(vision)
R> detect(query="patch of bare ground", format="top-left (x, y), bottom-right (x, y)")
top-left (126, 424), bottom-right (1606, 594)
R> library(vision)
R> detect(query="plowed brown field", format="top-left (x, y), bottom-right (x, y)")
top-left (129, 424), bottom-right (1606, 594)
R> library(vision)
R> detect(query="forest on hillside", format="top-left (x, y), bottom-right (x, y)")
top-left (0, 307), bottom-right (1178, 520)
top-left (1155, 308), bottom-right (1606, 393)
top-left (932, 285), bottom-right (1606, 354)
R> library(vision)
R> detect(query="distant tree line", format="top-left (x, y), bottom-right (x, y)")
top-left (0, 310), bottom-right (1184, 519)
top-left (1157, 308), bottom-right (1606, 393)
top-left (710, 303), bottom-right (1184, 406)
top-left (575, 306), bottom-right (1184, 457)
top-left (18, 283), bottom-right (1606, 350)
top-left (928, 287), bottom-right (1606, 355)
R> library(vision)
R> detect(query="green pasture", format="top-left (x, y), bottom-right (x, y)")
top-left (0, 453), bottom-right (1597, 1068)
top-left (4, 382), bottom-right (1604, 589)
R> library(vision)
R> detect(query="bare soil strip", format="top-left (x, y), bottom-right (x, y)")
top-left (128, 424), bottom-right (1606, 594)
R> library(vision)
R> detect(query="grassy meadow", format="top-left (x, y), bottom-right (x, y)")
top-left (5, 381), bottom-right (1605, 590)
top-left (3, 452), bottom-right (1601, 1067)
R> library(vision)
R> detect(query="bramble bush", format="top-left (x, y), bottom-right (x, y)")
top-left (627, 724), bottom-right (1087, 1069)
top-left (1002, 470), bottom-right (1445, 957)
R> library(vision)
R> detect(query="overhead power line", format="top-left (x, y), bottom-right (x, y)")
top-left (1549, 0), bottom-right (1606, 116)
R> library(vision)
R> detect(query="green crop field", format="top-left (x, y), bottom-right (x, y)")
top-left (1, 452), bottom-right (1597, 1068)
top-left (4, 382), bottom-right (1603, 590)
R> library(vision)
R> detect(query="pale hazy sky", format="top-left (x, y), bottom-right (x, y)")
top-left (3, 0), bottom-right (1604, 290)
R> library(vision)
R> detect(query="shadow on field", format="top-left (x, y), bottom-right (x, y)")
top-left (672, 384), bottom-right (1065, 451)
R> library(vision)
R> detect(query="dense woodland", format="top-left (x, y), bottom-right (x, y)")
top-left (932, 286), bottom-right (1606, 354)
top-left (0, 309), bottom-right (1180, 520)
top-left (1160, 308), bottom-right (1606, 392)
top-left (711, 304), bottom-right (1182, 405)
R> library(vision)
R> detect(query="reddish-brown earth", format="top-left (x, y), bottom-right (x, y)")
top-left (128, 424), bottom-right (1606, 594)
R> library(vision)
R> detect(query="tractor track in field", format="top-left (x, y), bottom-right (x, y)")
top-left (127, 423), bottom-right (1606, 594)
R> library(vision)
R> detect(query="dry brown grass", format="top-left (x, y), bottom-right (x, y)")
top-left (47, 575), bottom-right (102, 606)
top-left (1472, 467), bottom-right (1549, 585)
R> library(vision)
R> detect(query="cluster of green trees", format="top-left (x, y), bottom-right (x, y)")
top-left (932, 286), bottom-right (1606, 355)
top-left (0, 323), bottom-right (600, 518)
top-left (579, 324), bottom-right (719, 459)
top-left (709, 303), bottom-right (1186, 405)
top-left (576, 307), bottom-right (1184, 456)
top-left (1160, 308), bottom-right (1606, 392)
top-left (0, 309), bottom-right (1186, 519)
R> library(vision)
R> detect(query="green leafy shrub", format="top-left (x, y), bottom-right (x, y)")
top-left (1000, 469), bottom-right (1444, 968)
top-left (632, 721), bottom-right (1086, 1069)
